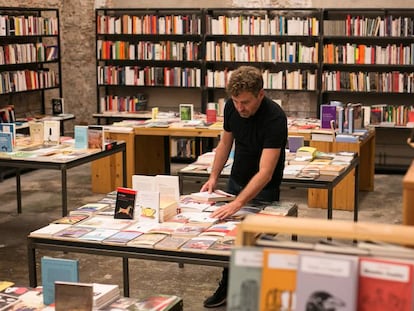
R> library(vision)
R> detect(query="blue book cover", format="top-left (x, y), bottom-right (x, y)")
top-left (74, 125), bottom-right (88, 149)
top-left (0, 132), bottom-right (13, 152)
top-left (0, 123), bottom-right (16, 146)
top-left (41, 256), bottom-right (79, 305)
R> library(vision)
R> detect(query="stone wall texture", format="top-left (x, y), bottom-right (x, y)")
top-left (1, 0), bottom-right (414, 129)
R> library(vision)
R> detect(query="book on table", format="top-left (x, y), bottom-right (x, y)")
top-left (189, 189), bottom-right (235, 203)
top-left (114, 187), bottom-right (137, 220)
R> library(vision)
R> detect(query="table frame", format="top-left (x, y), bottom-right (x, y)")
top-left (178, 156), bottom-right (360, 222)
top-left (27, 236), bottom-right (228, 297)
top-left (0, 142), bottom-right (127, 216)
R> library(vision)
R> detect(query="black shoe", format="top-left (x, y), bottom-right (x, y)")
top-left (203, 282), bottom-right (227, 308)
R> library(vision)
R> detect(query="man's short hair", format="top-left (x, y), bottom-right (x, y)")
top-left (226, 66), bottom-right (264, 97)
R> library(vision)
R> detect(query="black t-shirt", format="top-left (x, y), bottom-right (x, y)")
top-left (224, 96), bottom-right (287, 189)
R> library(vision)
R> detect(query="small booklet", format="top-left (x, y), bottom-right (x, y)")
top-left (114, 187), bottom-right (137, 219)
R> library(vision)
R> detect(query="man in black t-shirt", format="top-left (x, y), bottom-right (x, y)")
top-left (201, 66), bottom-right (287, 308)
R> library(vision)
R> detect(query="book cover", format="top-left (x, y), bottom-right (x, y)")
top-left (320, 104), bottom-right (337, 129)
top-left (52, 226), bottom-right (95, 240)
top-left (54, 281), bottom-right (93, 311)
top-left (102, 230), bottom-right (143, 245)
top-left (43, 120), bottom-right (60, 145)
top-left (74, 125), bottom-right (88, 149)
top-left (51, 98), bottom-right (64, 115)
top-left (179, 103), bottom-right (194, 121)
top-left (29, 121), bottom-right (44, 144)
top-left (259, 248), bottom-right (298, 311)
top-left (199, 221), bottom-right (239, 237)
top-left (41, 256), bottom-right (79, 305)
top-left (78, 228), bottom-right (119, 242)
top-left (189, 190), bottom-right (235, 203)
top-left (227, 247), bottom-right (263, 311)
top-left (204, 236), bottom-right (235, 255)
top-left (136, 190), bottom-right (160, 223)
top-left (126, 233), bottom-right (167, 248)
top-left (76, 215), bottom-right (135, 230)
top-left (0, 132), bottom-right (13, 152)
top-left (287, 135), bottom-right (304, 153)
top-left (153, 235), bottom-right (190, 251)
top-left (87, 125), bottom-right (104, 150)
top-left (29, 223), bottom-right (72, 237)
top-left (295, 251), bottom-right (359, 311)
top-left (69, 203), bottom-right (109, 216)
top-left (130, 294), bottom-right (182, 311)
top-left (52, 214), bottom-right (89, 225)
top-left (114, 187), bottom-right (137, 219)
top-left (0, 122), bottom-right (15, 146)
top-left (357, 257), bottom-right (414, 311)
top-left (147, 222), bottom-right (184, 235)
top-left (180, 236), bottom-right (219, 252)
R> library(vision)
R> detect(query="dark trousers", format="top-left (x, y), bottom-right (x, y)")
top-left (220, 177), bottom-right (280, 287)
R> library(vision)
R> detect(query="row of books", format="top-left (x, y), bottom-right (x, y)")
top-left (323, 15), bottom-right (414, 37)
top-left (0, 15), bottom-right (58, 36)
top-left (206, 69), bottom-right (317, 91)
top-left (206, 15), bottom-right (319, 36)
top-left (227, 242), bottom-right (414, 311)
top-left (322, 70), bottom-right (414, 93)
top-left (97, 39), bottom-right (201, 61)
top-left (0, 43), bottom-right (58, 65)
top-left (97, 65), bottom-right (201, 87)
top-left (0, 279), bottom-right (183, 310)
top-left (323, 42), bottom-right (414, 66)
top-left (97, 14), bottom-right (201, 35)
top-left (0, 69), bottom-right (59, 95)
top-left (205, 41), bottom-right (318, 63)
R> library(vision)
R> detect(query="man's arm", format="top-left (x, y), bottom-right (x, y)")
top-left (200, 130), bottom-right (233, 193)
top-left (211, 147), bottom-right (281, 219)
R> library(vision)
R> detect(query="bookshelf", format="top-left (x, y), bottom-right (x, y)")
top-left (94, 7), bottom-right (414, 171)
top-left (0, 7), bottom-right (62, 117)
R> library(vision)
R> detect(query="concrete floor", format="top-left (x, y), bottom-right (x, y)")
top-left (0, 163), bottom-right (406, 311)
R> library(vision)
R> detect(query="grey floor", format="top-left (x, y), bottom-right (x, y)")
top-left (0, 163), bottom-right (405, 311)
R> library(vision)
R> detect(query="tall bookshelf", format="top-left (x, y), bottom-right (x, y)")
top-left (94, 7), bottom-right (414, 171)
top-left (0, 7), bottom-right (62, 118)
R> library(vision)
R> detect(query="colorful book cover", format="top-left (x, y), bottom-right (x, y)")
top-left (227, 247), bottom-right (263, 311)
top-left (320, 104), bottom-right (337, 129)
top-left (102, 230), bottom-right (143, 245)
top-left (78, 228), bottom-right (119, 242)
top-left (87, 125), bottom-right (104, 150)
top-left (259, 248), bottom-right (298, 311)
top-left (295, 251), bottom-right (359, 311)
top-left (52, 226), bottom-right (95, 240)
top-left (74, 125), bottom-right (88, 149)
top-left (0, 132), bottom-right (13, 152)
top-left (114, 187), bottom-right (137, 220)
top-left (136, 190), bottom-right (160, 223)
top-left (358, 257), bottom-right (414, 311)
top-left (41, 256), bottom-right (79, 305)
top-left (0, 122), bottom-right (15, 146)
top-left (180, 236), bottom-right (218, 252)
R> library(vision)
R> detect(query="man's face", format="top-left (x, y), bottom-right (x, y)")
top-left (231, 89), bottom-right (264, 118)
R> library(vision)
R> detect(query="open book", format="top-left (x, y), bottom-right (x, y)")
top-left (189, 190), bottom-right (235, 203)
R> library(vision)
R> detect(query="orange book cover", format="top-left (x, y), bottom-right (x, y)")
top-left (259, 248), bottom-right (298, 311)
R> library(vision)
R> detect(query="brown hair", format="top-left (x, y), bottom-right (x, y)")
top-left (226, 66), bottom-right (263, 97)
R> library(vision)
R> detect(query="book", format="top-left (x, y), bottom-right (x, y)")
top-left (51, 98), bottom-right (64, 115)
top-left (29, 223), bottom-right (72, 237)
top-left (74, 125), bottom-right (89, 149)
top-left (295, 251), bottom-right (359, 311)
top-left (102, 230), bottom-right (143, 245)
top-left (204, 236), bottom-right (235, 255)
top-left (91, 283), bottom-right (120, 309)
top-left (54, 281), bottom-right (93, 311)
top-left (259, 248), bottom-right (298, 311)
top-left (180, 236), bottom-right (219, 252)
top-left (136, 190), bottom-right (160, 223)
top-left (199, 221), bottom-right (239, 237)
top-left (43, 120), bottom-right (60, 145)
top-left (0, 132), bottom-right (13, 152)
top-left (357, 257), bottom-right (414, 311)
top-left (52, 226), bottom-right (95, 240)
top-left (76, 215), bottom-right (135, 230)
top-left (87, 125), bottom-right (104, 150)
top-left (28, 121), bottom-right (44, 144)
top-left (129, 294), bottom-right (183, 311)
top-left (320, 104), bottom-right (337, 129)
top-left (114, 187), bottom-right (137, 220)
top-left (0, 122), bottom-right (15, 146)
top-left (126, 233), bottom-right (167, 248)
top-left (99, 296), bottom-right (138, 310)
top-left (52, 214), bottom-right (89, 225)
top-left (78, 228), bottom-right (119, 242)
top-left (153, 235), bottom-right (190, 251)
top-left (179, 103), bottom-right (194, 121)
top-left (287, 135), bottom-right (304, 152)
top-left (189, 190), bottom-right (235, 203)
top-left (41, 256), bottom-right (79, 305)
top-left (69, 203), bottom-right (110, 216)
top-left (147, 222), bottom-right (185, 235)
top-left (227, 247), bottom-right (263, 311)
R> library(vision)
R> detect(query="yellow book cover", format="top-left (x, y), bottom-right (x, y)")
top-left (259, 248), bottom-right (298, 311)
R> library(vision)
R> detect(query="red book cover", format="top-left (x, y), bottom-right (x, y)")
top-left (114, 187), bottom-right (137, 219)
top-left (358, 257), bottom-right (414, 311)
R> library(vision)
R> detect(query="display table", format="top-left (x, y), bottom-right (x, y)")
top-left (178, 154), bottom-right (360, 221)
top-left (0, 142), bottom-right (126, 216)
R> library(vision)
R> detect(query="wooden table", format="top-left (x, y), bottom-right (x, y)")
top-left (91, 124), bottom-right (223, 193)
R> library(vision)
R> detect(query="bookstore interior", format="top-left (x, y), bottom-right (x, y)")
top-left (2, 2), bottom-right (414, 311)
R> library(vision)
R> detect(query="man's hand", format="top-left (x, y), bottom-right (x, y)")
top-left (211, 200), bottom-right (243, 220)
top-left (200, 178), bottom-right (216, 193)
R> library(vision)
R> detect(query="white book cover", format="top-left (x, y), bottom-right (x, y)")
top-left (136, 190), bottom-right (160, 223)
top-left (43, 120), bottom-right (60, 145)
